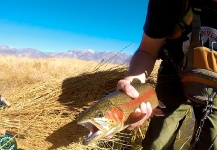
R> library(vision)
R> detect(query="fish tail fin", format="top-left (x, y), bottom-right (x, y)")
top-left (158, 100), bottom-right (166, 108)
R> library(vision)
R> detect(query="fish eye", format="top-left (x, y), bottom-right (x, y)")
top-left (96, 110), bottom-right (104, 118)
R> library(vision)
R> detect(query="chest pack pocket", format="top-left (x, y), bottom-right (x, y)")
top-left (179, 0), bottom-right (217, 104)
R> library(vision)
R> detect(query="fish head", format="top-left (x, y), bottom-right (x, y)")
top-left (77, 96), bottom-right (125, 145)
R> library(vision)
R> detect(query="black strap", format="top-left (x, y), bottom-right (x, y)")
top-left (190, 0), bottom-right (203, 48)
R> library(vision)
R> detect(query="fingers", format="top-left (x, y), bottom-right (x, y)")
top-left (116, 79), bottom-right (139, 98)
top-left (0, 96), bottom-right (10, 106)
top-left (117, 79), bottom-right (152, 130)
top-left (106, 135), bottom-right (113, 139)
top-left (0, 128), bottom-right (6, 136)
top-left (143, 102), bottom-right (152, 119)
top-left (127, 102), bottom-right (152, 130)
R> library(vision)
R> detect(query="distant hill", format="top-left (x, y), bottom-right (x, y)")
top-left (0, 45), bottom-right (132, 64)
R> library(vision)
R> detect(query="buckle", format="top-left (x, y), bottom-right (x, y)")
top-left (193, 7), bottom-right (201, 13)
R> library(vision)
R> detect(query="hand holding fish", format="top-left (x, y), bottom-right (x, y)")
top-left (77, 79), bottom-right (165, 145)
top-left (116, 79), bottom-right (153, 130)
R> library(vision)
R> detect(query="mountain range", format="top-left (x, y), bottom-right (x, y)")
top-left (0, 45), bottom-right (132, 64)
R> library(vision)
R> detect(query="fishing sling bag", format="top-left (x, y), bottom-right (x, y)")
top-left (160, 0), bottom-right (217, 148)
top-left (178, 0), bottom-right (217, 105)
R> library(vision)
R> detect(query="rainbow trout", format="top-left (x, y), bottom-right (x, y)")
top-left (77, 81), bottom-right (165, 145)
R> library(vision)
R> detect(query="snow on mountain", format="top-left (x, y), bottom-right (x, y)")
top-left (0, 45), bottom-right (132, 64)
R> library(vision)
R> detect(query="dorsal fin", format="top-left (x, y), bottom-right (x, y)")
top-left (131, 78), bottom-right (142, 84)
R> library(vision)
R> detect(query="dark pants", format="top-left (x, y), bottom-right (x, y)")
top-left (142, 64), bottom-right (217, 150)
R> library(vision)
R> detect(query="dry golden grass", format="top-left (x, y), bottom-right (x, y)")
top-left (0, 55), bottom-right (192, 150)
top-left (0, 56), bottom-right (128, 149)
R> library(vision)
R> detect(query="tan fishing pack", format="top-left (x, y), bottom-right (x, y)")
top-left (179, 0), bottom-right (217, 104)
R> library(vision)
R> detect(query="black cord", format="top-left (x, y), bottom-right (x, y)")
top-left (208, 133), bottom-right (217, 150)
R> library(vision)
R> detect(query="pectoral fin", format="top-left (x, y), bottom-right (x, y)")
top-left (124, 112), bottom-right (146, 125)
top-left (153, 108), bottom-right (164, 116)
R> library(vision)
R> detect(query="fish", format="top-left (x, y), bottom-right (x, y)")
top-left (77, 80), bottom-right (165, 145)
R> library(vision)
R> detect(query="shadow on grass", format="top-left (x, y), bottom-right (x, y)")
top-left (45, 67), bottom-right (195, 150)
top-left (45, 67), bottom-right (127, 149)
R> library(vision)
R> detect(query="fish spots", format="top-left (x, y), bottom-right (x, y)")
top-left (76, 83), bottom-right (160, 145)
top-left (121, 88), bottom-right (156, 108)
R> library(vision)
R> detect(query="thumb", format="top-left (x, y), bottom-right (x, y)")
top-left (125, 85), bottom-right (139, 98)
top-left (117, 80), bottom-right (139, 98)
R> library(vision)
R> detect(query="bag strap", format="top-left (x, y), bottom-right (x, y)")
top-left (169, 0), bottom-right (192, 39)
top-left (185, 0), bottom-right (203, 69)
top-left (190, 0), bottom-right (203, 48)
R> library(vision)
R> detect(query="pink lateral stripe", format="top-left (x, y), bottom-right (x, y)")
top-left (121, 88), bottom-right (155, 108)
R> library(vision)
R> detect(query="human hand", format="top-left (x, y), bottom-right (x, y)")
top-left (127, 102), bottom-right (152, 130)
top-left (116, 79), bottom-right (139, 98)
top-left (116, 79), bottom-right (153, 130)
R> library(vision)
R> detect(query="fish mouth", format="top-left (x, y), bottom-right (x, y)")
top-left (78, 121), bottom-right (106, 145)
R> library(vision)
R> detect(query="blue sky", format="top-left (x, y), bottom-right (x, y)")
top-left (0, 0), bottom-right (148, 54)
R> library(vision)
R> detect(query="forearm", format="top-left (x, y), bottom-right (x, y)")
top-left (124, 49), bottom-right (156, 83)
top-left (122, 33), bottom-right (165, 84)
